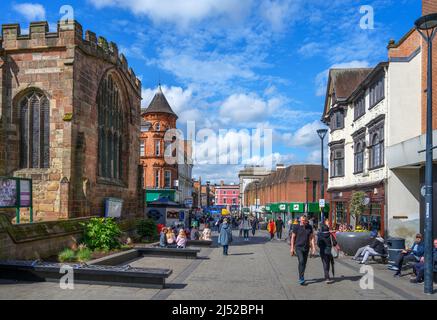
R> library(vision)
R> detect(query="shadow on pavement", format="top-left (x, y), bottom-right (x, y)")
top-left (304, 275), bottom-right (362, 285)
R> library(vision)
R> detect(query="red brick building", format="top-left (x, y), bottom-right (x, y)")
top-left (140, 87), bottom-right (178, 190)
top-left (0, 21), bottom-right (143, 221)
top-left (244, 164), bottom-right (328, 211)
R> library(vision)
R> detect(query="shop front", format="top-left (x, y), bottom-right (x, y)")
top-left (328, 181), bottom-right (385, 235)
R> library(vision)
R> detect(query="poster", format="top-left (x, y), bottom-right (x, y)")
top-left (20, 180), bottom-right (31, 207)
top-left (104, 198), bottom-right (123, 218)
top-left (0, 178), bottom-right (17, 207)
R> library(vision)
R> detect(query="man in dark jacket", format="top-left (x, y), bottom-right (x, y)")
top-left (411, 238), bottom-right (437, 283)
top-left (391, 233), bottom-right (425, 277)
top-left (275, 217), bottom-right (285, 240)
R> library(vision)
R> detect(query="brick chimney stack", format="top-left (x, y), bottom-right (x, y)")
top-left (423, 0), bottom-right (437, 15)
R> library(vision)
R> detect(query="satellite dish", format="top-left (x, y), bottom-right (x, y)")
top-left (363, 197), bottom-right (370, 206)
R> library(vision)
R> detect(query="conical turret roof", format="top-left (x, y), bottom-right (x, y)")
top-left (142, 86), bottom-right (178, 119)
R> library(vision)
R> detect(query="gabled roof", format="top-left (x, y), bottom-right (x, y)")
top-left (142, 86), bottom-right (178, 119)
top-left (322, 68), bottom-right (372, 122)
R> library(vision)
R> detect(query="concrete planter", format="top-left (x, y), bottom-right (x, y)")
top-left (336, 232), bottom-right (373, 256)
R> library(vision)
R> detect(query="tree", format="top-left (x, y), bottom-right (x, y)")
top-left (349, 191), bottom-right (366, 228)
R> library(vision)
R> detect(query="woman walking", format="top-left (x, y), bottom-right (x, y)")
top-left (267, 219), bottom-right (276, 241)
top-left (317, 219), bottom-right (335, 284)
top-left (218, 218), bottom-right (233, 255)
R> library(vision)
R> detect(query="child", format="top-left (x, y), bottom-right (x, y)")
top-left (176, 229), bottom-right (187, 249)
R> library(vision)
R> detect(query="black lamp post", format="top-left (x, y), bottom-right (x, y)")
top-left (206, 181), bottom-right (210, 209)
top-left (317, 129), bottom-right (328, 224)
top-left (255, 180), bottom-right (260, 219)
top-left (304, 177), bottom-right (310, 214)
top-left (415, 13), bottom-right (437, 295)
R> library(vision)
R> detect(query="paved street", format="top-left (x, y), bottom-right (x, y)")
top-left (0, 230), bottom-right (436, 300)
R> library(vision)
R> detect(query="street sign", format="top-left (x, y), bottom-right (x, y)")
top-left (319, 199), bottom-right (325, 208)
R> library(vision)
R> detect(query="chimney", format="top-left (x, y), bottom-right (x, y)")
top-left (423, 0), bottom-right (437, 15)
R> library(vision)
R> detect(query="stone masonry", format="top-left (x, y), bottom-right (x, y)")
top-left (0, 20), bottom-right (143, 221)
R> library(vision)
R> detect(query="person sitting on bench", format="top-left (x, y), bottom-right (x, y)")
top-left (390, 233), bottom-right (425, 277)
top-left (352, 231), bottom-right (379, 260)
top-left (358, 232), bottom-right (386, 264)
top-left (410, 238), bottom-right (437, 284)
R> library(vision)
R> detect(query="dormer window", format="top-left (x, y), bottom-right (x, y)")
top-left (155, 123), bottom-right (161, 131)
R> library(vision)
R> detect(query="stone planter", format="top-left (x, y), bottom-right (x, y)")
top-left (335, 232), bottom-right (373, 256)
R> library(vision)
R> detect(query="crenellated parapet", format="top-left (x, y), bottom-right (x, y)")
top-left (0, 20), bottom-right (141, 93)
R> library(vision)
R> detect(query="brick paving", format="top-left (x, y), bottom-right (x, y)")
top-left (0, 230), bottom-right (436, 300)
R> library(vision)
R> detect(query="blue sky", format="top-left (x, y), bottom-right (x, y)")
top-left (2, 0), bottom-right (421, 183)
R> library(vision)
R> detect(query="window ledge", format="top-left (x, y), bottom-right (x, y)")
top-left (368, 165), bottom-right (385, 171)
top-left (97, 177), bottom-right (127, 188)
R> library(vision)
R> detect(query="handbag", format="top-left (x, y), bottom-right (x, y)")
top-left (331, 247), bottom-right (339, 258)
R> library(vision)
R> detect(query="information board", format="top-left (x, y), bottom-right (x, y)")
top-left (104, 198), bottom-right (123, 218)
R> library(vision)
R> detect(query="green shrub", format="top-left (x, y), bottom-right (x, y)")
top-left (58, 248), bottom-right (76, 262)
top-left (137, 219), bottom-right (158, 241)
top-left (76, 247), bottom-right (92, 262)
top-left (81, 218), bottom-right (121, 251)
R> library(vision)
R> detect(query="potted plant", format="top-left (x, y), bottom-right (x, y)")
top-left (335, 192), bottom-right (373, 256)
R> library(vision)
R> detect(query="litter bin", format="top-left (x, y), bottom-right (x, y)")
top-left (387, 237), bottom-right (405, 265)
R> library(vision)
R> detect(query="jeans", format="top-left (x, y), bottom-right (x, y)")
top-left (414, 262), bottom-right (425, 282)
top-left (395, 253), bottom-right (418, 272)
top-left (361, 247), bottom-right (378, 263)
top-left (252, 228), bottom-right (256, 236)
top-left (277, 229), bottom-right (283, 239)
top-left (270, 233), bottom-right (275, 240)
top-left (296, 247), bottom-right (310, 279)
top-left (223, 245), bottom-right (229, 255)
top-left (243, 229), bottom-right (249, 239)
top-left (353, 246), bottom-right (368, 260)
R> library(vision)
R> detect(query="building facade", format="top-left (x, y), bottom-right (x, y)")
top-left (141, 87), bottom-right (178, 194)
top-left (238, 165), bottom-right (273, 212)
top-left (322, 65), bottom-right (388, 234)
top-left (0, 21), bottom-right (143, 221)
top-left (244, 164), bottom-right (327, 216)
top-left (385, 0), bottom-right (437, 245)
top-left (178, 140), bottom-right (194, 206)
top-left (214, 183), bottom-right (240, 208)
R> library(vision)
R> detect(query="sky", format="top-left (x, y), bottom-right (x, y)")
top-left (1, 0), bottom-right (421, 183)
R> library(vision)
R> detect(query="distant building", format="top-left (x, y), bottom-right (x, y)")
top-left (214, 181), bottom-right (240, 210)
top-left (244, 164), bottom-right (327, 219)
top-left (238, 165), bottom-right (273, 211)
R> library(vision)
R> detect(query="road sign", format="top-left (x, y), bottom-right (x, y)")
top-left (319, 199), bottom-right (325, 208)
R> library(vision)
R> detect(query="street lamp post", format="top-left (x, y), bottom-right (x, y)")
top-left (255, 180), bottom-right (260, 219)
top-left (206, 181), bottom-right (210, 209)
top-left (304, 177), bottom-right (310, 214)
top-left (317, 129), bottom-right (328, 225)
top-left (415, 13), bottom-right (437, 295)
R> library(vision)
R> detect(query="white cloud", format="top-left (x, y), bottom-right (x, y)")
top-left (219, 93), bottom-right (281, 123)
top-left (260, 0), bottom-right (300, 32)
top-left (13, 3), bottom-right (46, 21)
top-left (153, 49), bottom-right (258, 88)
top-left (285, 120), bottom-right (327, 148)
top-left (315, 60), bottom-right (371, 97)
top-left (89, 0), bottom-right (251, 27)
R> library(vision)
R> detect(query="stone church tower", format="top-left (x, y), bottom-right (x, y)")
top-left (0, 20), bottom-right (143, 221)
top-left (141, 86), bottom-right (178, 190)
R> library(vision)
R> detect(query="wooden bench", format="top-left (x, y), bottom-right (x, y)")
top-left (137, 247), bottom-right (200, 259)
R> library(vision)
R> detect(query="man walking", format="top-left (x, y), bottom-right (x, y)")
top-left (290, 215), bottom-right (316, 285)
top-left (275, 216), bottom-right (285, 240)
